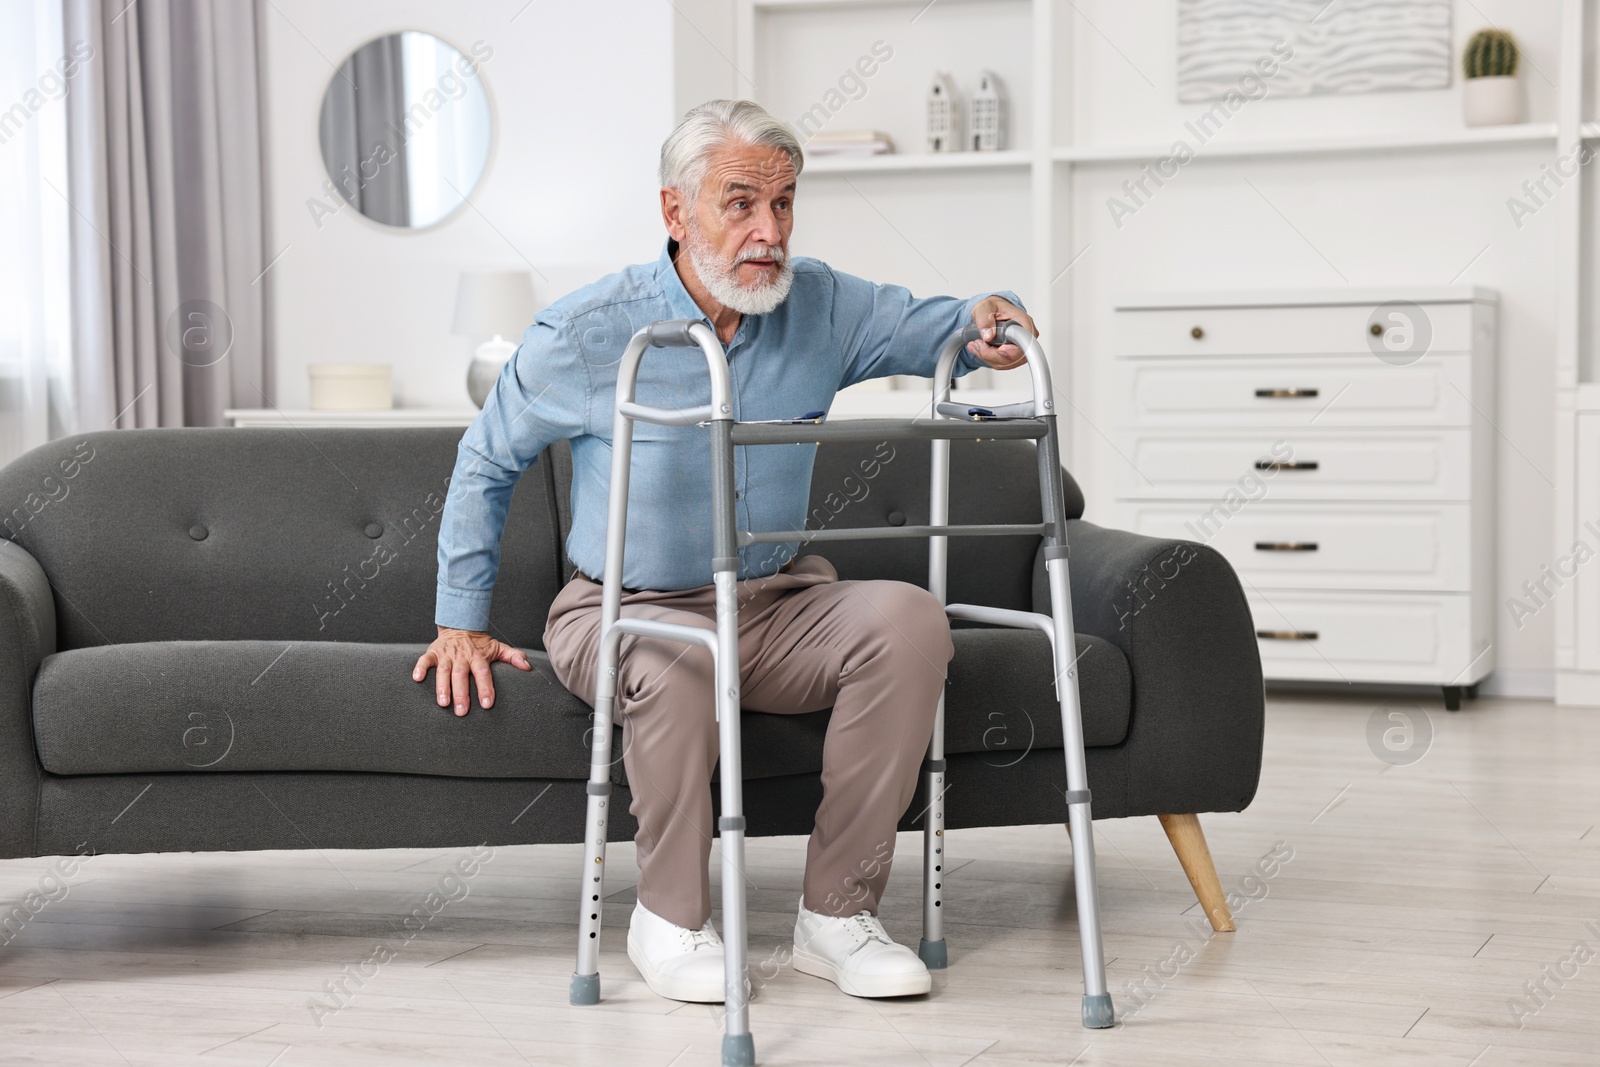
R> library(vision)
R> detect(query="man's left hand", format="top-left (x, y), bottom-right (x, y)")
top-left (967, 296), bottom-right (1037, 370)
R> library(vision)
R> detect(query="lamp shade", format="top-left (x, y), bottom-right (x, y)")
top-left (452, 270), bottom-right (535, 337)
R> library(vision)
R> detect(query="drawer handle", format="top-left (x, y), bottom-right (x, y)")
top-left (1255, 388), bottom-right (1319, 399)
top-left (1257, 629), bottom-right (1319, 641)
top-left (1254, 541), bottom-right (1319, 552)
top-left (1191, 326), bottom-right (1204, 339)
top-left (1254, 460), bottom-right (1319, 471)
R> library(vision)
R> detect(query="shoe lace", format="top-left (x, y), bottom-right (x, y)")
top-left (680, 924), bottom-right (720, 953)
top-left (842, 911), bottom-right (893, 954)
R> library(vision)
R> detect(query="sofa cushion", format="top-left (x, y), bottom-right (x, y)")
top-left (34, 627), bottom-right (1130, 781)
top-left (0, 429), bottom-right (565, 651)
top-left (944, 626), bottom-right (1129, 752)
top-left (33, 641), bottom-right (600, 779)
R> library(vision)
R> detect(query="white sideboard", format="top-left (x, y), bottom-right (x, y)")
top-left (224, 408), bottom-right (478, 428)
top-left (1111, 287), bottom-right (1497, 710)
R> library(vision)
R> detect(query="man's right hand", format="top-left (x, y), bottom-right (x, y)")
top-left (413, 626), bottom-right (532, 716)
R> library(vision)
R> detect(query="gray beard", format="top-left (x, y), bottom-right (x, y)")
top-left (685, 230), bottom-right (794, 316)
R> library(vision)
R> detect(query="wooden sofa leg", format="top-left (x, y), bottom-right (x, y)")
top-left (1158, 813), bottom-right (1236, 932)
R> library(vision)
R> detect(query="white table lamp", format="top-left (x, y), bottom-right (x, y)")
top-left (453, 270), bottom-right (535, 407)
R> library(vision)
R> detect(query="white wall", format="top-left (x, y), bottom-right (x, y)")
top-left (260, 0), bottom-right (675, 409)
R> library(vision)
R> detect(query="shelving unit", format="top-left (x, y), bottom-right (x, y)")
top-left (734, 0), bottom-right (1054, 415)
top-left (804, 149), bottom-right (1031, 173)
top-left (1053, 122), bottom-right (1559, 164)
top-left (669, 0), bottom-right (1600, 703)
top-left (1553, 0), bottom-right (1600, 704)
top-left (722, 0), bottom-right (1568, 429)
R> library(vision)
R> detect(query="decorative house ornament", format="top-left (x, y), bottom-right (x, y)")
top-left (970, 70), bottom-right (1008, 151)
top-left (926, 72), bottom-right (961, 153)
top-left (966, 69), bottom-right (1004, 151)
top-left (1462, 27), bottom-right (1524, 127)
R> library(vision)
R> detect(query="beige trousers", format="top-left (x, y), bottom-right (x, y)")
top-left (543, 554), bottom-right (952, 930)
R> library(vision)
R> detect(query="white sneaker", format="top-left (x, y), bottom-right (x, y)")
top-left (792, 900), bottom-right (932, 998)
top-left (627, 902), bottom-right (726, 1003)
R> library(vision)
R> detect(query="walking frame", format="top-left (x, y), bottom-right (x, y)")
top-left (567, 318), bottom-right (1115, 1066)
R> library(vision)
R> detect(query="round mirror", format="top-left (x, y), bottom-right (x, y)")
top-left (317, 32), bottom-right (492, 229)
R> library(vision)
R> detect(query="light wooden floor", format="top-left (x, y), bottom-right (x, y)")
top-left (1, 692), bottom-right (1597, 1066)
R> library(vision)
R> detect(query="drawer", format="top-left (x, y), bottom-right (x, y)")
top-left (1126, 502), bottom-right (1471, 591)
top-left (1114, 303), bottom-right (1477, 357)
top-left (1245, 591), bottom-right (1486, 685)
top-left (1114, 355), bottom-right (1472, 428)
top-left (1119, 429), bottom-right (1470, 500)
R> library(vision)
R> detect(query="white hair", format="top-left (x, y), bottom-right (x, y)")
top-left (659, 99), bottom-right (804, 200)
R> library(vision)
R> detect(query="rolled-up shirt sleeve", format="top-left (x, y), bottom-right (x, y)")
top-left (435, 315), bottom-right (589, 631)
top-left (828, 265), bottom-right (1026, 387)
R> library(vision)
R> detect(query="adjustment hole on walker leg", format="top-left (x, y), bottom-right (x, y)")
top-left (935, 865), bottom-right (941, 871)
top-left (935, 883), bottom-right (941, 890)
top-left (589, 932), bottom-right (597, 938)
top-left (935, 901), bottom-right (942, 907)
top-left (592, 895), bottom-right (599, 901)
top-left (591, 913), bottom-right (598, 920)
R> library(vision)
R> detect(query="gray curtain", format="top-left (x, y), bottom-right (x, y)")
top-left (318, 34), bottom-right (410, 228)
top-left (64, 0), bottom-right (270, 430)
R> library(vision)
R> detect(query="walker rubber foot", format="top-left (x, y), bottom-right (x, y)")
top-left (918, 938), bottom-right (948, 970)
top-left (569, 972), bottom-right (600, 1005)
top-left (1082, 992), bottom-right (1115, 1028)
top-left (722, 1032), bottom-right (756, 1066)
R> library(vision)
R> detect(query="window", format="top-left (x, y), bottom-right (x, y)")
top-left (0, 0), bottom-right (74, 465)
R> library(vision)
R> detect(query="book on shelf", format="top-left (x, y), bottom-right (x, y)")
top-left (805, 129), bottom-right (894, 157)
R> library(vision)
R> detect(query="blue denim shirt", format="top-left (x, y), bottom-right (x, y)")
top-left (435, 240), bottom-right (1019, 631)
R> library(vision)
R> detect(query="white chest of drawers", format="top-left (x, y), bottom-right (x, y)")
top-left (1111, 288), bottom-right (1497, 709)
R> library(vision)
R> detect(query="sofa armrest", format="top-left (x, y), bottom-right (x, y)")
top-left (1032, 520), bottom-right (1264, 817)
top-left (0, 538), bottom-right (53, 857)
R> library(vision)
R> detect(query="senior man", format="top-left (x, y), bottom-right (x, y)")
top-left (414, 99), bottom-right (1035, 1003)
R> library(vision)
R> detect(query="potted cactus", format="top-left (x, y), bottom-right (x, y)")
top-left (1463, 28), bottom-right (1523, 127)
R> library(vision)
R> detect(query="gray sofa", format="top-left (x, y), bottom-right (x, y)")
top-left (0, 427), bottom-right (1263, 927)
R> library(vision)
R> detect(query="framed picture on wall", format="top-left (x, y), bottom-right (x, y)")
top-left (1176, 0), bottom-right (1452, 102)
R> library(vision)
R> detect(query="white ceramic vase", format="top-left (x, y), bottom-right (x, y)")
top-left (1463, 75), bottom-right (1523, 127)
top-left (467, 336), bottom-right (518, 408)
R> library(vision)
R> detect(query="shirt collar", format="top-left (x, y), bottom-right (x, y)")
top-left (656, 239), bottom-right (713, 325)
top-left (655, 238), bottom-right (761, 350)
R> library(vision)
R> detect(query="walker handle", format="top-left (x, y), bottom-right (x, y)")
top-left (646, 319), bottom-right (702, 348)
top-left (932, 320), bottom-right (1054, 419)
top-left (615, 320), bottom-right (733, 425)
